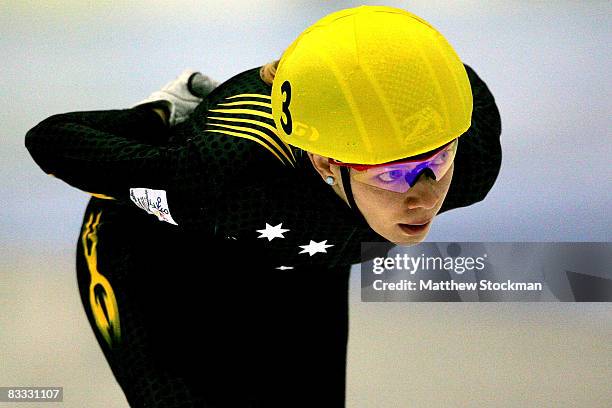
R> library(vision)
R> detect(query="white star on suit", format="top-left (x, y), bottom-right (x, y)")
top-left (298, 240), bottom-right (334, 256)
top-left (256, 223), bottom-right (290, 241)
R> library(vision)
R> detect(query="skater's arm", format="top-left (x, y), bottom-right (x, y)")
top-left (25, 106), bottom-right (173, 199)
top-left (25, 69), bottom-right (219, 212)
top-left (26, 100), bottom-right (289, 230)
top-left (24, 105), bottom-right (215, 228)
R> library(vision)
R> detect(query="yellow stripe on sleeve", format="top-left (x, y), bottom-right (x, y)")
top-left (207, 121), bottom-right (295, 166)
top-left (204, 129), bottom-right (286, 165)
top-left (217, 101), bottom-right (271, 109)
top-left (207, 116), bottom-right (296, 163)
top-left (208, 108), bottom-right (273, 120)
top-left (226, 93), bottom-right (272, 100)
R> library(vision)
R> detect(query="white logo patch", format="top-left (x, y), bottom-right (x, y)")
top-left (129, 188), bottom-right (178, 225)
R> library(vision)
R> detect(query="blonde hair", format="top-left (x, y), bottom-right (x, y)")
top-left (259, 59), bottom-right (280, 86)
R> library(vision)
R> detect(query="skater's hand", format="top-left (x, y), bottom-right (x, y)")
top-left (133, 69), bottom-right (220, 127)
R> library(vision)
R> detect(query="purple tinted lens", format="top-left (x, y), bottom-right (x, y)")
top-left (350, 139), bottom-right (457, 193)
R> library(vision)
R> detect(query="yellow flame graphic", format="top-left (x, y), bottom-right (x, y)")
top-left (81, 211), bottom-right (121, 348)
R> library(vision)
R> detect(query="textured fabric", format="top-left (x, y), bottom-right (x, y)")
top-left (76, 199), bottom-right (350, 407)
top-left (25, 63), bottom-right (501, 407)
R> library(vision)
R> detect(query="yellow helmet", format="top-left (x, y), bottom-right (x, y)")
top-left (271, 5), bottom-right (473, 165)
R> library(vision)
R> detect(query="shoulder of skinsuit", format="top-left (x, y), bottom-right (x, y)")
top-left (190, 66), bottom-right (302, 169)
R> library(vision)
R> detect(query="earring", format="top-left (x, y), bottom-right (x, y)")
top-left (326, 176), bottom-right (336, 185)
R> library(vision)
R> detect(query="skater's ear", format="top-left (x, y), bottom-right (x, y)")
top-left (306, 152), bottom-right (349, 206)
top-left (307, 152), bottom-right (334, 180)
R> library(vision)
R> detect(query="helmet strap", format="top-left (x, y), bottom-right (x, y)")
top-left (340, 167), bottom-right (364, 220)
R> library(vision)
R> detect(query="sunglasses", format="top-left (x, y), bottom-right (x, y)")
top-left (328, 139), bottom-right (458, 193)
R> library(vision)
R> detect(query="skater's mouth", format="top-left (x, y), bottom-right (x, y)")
top-left (398, 220), bottom-right (431, 235)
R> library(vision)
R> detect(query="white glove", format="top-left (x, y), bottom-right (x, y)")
top-left (133, 69), bottom-right (219, 126)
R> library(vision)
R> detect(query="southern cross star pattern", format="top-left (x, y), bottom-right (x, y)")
top-left (255, 222), bottom-right (335, 269)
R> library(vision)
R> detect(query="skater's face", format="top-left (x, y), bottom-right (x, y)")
top-left (308, 153), bottom-right (454, 245)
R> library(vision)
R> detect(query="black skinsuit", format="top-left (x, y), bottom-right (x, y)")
top-left (25, 64), bottom-right (502, 407)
